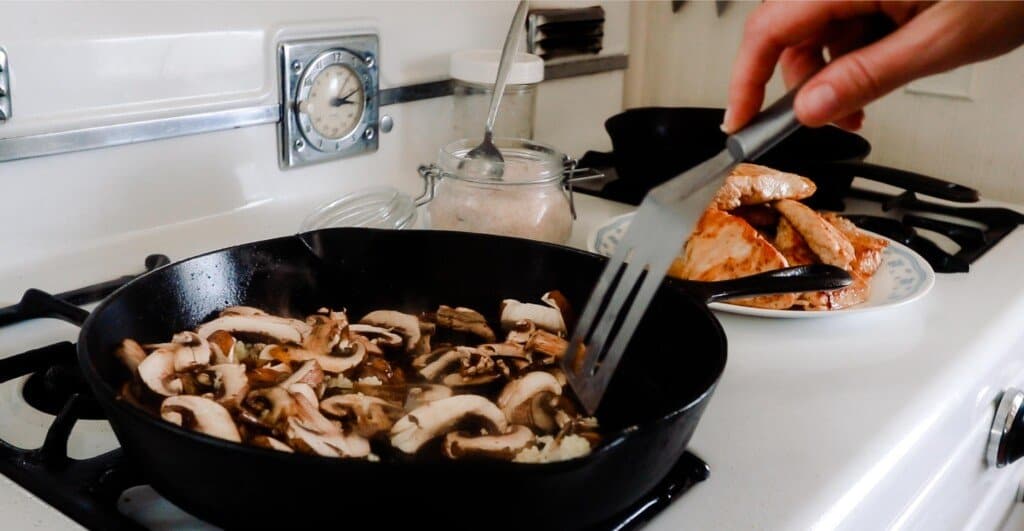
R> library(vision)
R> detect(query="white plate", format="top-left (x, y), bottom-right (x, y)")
top-left (587, 212), bottom-right (935, 318)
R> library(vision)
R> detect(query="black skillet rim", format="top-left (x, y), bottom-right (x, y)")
top-left (76, 228), bottom-right (727, 471)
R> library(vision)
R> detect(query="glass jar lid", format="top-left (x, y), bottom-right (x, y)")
top-left (300, 186), bottom-right (417, 232)
top-left (437, 137), bottom-right (567, 185)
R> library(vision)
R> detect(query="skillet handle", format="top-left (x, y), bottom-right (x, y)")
top-left (814, 160), bottom-right (979, 203)
top-left (682, 265), bottom-right (853, 304)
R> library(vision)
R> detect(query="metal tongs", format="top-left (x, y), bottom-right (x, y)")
top-left (563, 88), bottom-right (804, 414)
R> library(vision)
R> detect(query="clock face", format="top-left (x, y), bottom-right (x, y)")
top-left (298, 64), bottom-right (365, 141)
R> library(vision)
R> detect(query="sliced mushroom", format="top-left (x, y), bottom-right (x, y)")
top-left (169, 331), bottom-right (212, 371)
top-left (359, 310), bottom-right (421, 351)
top-left (435, 305), bottom-right (496, 342)
top-left (244, 386), bottom-right (297, 427)
top-left (419, 347), bottom-right (500, 386)
top-left (404, 384), bottom-right (453, 411)
top-left (287, 382), bottom-right (320, 408)
top-left (196, 312), bottom-right (308, 345)
top-left (302, 314), bottom-right (342, 355)
top-left (286, 390), bottom-right (370, 458)
top-left (499, 299), bottom-right (566, 334)
top-left (497, 371), bottom-right (563, 432)
top-left (321, 393), bottom-right (403, 438)
top-left (280, 360), bottom-right (325, 393)
top-left (138, 350), bottom-right (183, 396)
top-left (349, 324), bottom-right (404, 350)
top-left (505, 319), bottom-right (536, 345)
top-left (160, 395), bottom-right (241, 443)
top-left (527, 329), bottom-right (569, 364)
top-left (207, 330), bottom-right (237, 364)
top-left (390, 395), bottom-right (508, 454)
top-left (444, 425), bottom-right (535, 460)
top-left (260, 341), bottom-right (365, 374)
top-left (251, 435), bottom-right (294, 453)
top-left (209, 363), bottom-right (248, 408)
top-left (115, 339), bottom-right (147, 373)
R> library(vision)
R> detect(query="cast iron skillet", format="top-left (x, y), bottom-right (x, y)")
top-left (595, 107), bottom-right (978, 208)
top-left (73, 229), bottom-right (849, 530)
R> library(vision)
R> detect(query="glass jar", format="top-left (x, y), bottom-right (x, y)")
top-left (450, 50), bottom-right (544, 141)
top-left (300, 186), bottom-right (417, 232)
top-left (417, 138), bottom-right (576, 244)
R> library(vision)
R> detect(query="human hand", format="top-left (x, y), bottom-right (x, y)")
top-left (723, 1), bottom-right (1024, 133)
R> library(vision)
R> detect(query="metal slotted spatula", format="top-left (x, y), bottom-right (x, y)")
top-left (563, 88), bottom-right (804, 414)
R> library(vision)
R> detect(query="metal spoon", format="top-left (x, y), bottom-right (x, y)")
top-left (460, 0), bottom-right (530, 180)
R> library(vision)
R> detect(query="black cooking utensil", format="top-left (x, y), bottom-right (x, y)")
top-left (593, 107), bottom-right (978, 208)
top-left (44, 229), bottom-right (852, 530)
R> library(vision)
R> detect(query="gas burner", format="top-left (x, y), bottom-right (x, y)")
top-left (846, 189), bottom-right (1024, 273)
top-left (22, 347), bottom-right (105, 419)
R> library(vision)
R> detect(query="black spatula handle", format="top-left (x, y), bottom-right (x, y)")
top-left (726, 87), bottom-right (803, 161)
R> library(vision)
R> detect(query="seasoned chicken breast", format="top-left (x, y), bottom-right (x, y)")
top-left (794, 270), bottom-right (871, 311)
top-left (820, 212), bottom-right (888, 276)
top-left (670, 208), bottom-right (797, 310)
top-left (712, 163), bottom-right (817, 210)
top-left (774, 217), bottom-right (818, 266)
top-left (774, 199), bottom-right (855, 269)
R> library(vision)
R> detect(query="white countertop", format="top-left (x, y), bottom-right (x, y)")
top-left (1, 192), bottom-right (1023, 530)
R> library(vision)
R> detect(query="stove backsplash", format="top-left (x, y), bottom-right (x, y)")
top-left (0, 1), bottom-right (627, 271)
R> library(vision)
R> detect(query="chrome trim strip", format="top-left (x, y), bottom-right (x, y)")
top-left (0, 105), bottom-right (280, 163)
top-left (0, 53), bottom-right (627, 163)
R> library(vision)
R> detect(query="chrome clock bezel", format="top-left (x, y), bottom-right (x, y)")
top-left (279, 35), bottom-right (379, 169)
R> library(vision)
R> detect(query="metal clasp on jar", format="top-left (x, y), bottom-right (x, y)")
top-left (562, 156), bottom-right (605, 220)
top-left (415, 164), bottom-right (441, 207)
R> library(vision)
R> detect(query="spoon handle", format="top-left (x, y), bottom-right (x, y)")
top-left (485, 0), bottom-right (530, 136)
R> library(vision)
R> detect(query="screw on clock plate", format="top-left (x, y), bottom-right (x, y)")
top-left (291, 60), bottom-right (303, 73)
top-left (364, 54), bottom-right (375, 68)
top-left (363, 127), bottom-right (375, 140)
top-left (294, 139), bottom-right (305, 150)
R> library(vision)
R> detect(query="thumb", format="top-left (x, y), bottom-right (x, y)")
top-left (794, 16), bottom-right (946, 127)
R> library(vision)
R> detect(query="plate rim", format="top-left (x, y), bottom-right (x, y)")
top-left (586, 211), bottom-right (936, 318)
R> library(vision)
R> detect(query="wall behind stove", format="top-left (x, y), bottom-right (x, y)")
top-left (626, 2), bottom-right (1024, 203)
top-left (0, 1), bottom-right (627, 268)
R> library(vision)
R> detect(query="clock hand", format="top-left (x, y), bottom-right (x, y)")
top-left (330, 89), bottom-right (360, 107)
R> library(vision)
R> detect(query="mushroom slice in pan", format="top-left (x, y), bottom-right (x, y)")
top-left (444, 425), bottom-right (535, 460)
top-left (504, 320), bottom-right (536, 345)
top-left (251, 435), bottom-right (294, 453)
top-left (526, 329), bottom-right (569, 364)
top-left (280, 360), bottom-right (325, 394)
top-left (209, 363), bottom-right (248, 408)
top-left (321, 393), bottom-right (404, 438)
top-left (287, 382), bottom-right (320, 408)
top-left (497, 371), bottom-right (563, 432)
top-left (260, 341), bottom-right (366, 374)
top-left (138, 350), bottom-right (183, 397)
top-left (196, 311), bottom-right (309, 345)
top-left (302, 314), bottom-right (343, 355)
top-left (286, 390), bottom-right (370, 458)
top-left (115, 339), bottom-right (147, 373)
top-left (419, 347), bottom-right (500, 386)
top-left (169, 331), bottom-right (212, 372)
top-left (499, 299), bottom-right (566, 334)
top-left (207, 330), bottom-right (237, 364)
top-left (349, 324), bottom-right (404, 350)
top-left (244, 386), bottom-right (297, 427)
top-left (404, 384), bottom-right (453, 411)
top-left (435, 305), bottom-right (496, 342)
top-left (160, 395), bottom-right (241, 443)
top-left (390, 395), bottom-right (508, 454)
top-left (359, 310), bottom-right (421, 352)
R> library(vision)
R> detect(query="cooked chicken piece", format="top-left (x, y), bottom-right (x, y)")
top-left (731, 204), bottom-right (780, 230)
top-left (712, 163), bottom-right (817, 210)
top-left (774, 199), bottom-right (855, 269)
top-left (670, 208), bottom-right (797, 310)
top-left (820, 212), bottom-right (888, 276)
top-left (774, 217), bottom-right (818, 266)
top-left (793, 270), bottom-right (871, 311)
